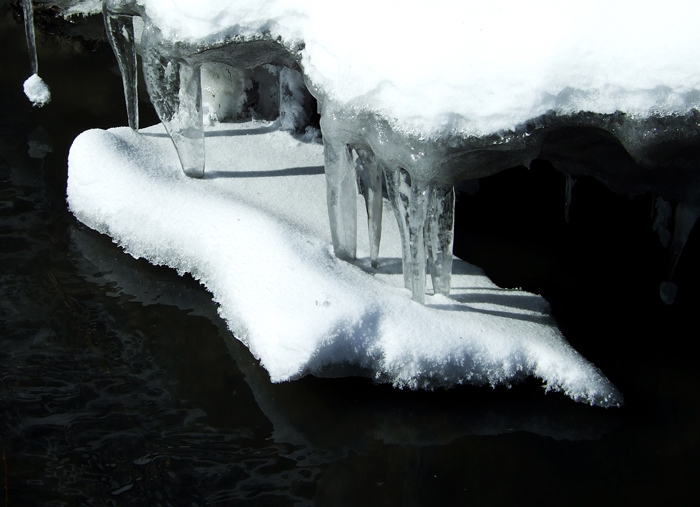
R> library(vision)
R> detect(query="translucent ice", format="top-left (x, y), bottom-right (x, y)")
top-left (22, 0), bottom-right (37, 75)
top-left (91, 1), bottom-right (700, 302)
top-left (104, 0), bottom-right (140, 129)
top-left (21, 0), bottom-right (51, 107)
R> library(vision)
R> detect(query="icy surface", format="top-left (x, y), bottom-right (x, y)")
top-left (96, 0), bottom-right (700, 303)
top-left (67, 122), bottom-right (622, 407)
top-left (130, 0), bottom-right (700, 138)
top-left (23, 73), bottom-right (51, 107)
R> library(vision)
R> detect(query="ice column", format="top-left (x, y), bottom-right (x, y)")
top-left (426, 185), bottom-right (455, 297)
top-left (384, 167), bottom-right (455, 303)
top-left (355, 148), bottom-right (383, 268)
top-left (318, 106), bottom-right (386, 267)
top-left (315, 99), bottom-right (459, 303)
top-left (322, 132), bottom-right (358, 262)
top-left (22, 0), bottom-right (37, 75)
top-left (21, 0), bottom-right (50, 107)
top-left (104, 0), bottom-right (140, 130)
top-left (141, 24), bottom-right (205, 178)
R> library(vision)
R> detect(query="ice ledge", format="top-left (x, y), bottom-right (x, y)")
top-left (67, 122), bottom-right (622, 407)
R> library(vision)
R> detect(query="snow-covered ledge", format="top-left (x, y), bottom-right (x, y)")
top-left (59, 0), bottom-right (700, 405)
top-left (93, 0), bottom-right (700, 303)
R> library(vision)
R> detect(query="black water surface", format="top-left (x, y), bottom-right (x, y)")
top-left (1, 3), bottom-right (699, 505)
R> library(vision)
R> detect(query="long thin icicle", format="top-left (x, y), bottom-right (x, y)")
top-left (355, 148), bottom-right (383, 268)
top-left (426, 185), bottom-right (455, 296)
top-left (322, 136), bottom-right (357, 261)
top-left (407, 176), bottom-right (429, 304)
top-left (142, 40), bottom-right (205, 177)
top-left (22, 0), bottom-right (50, 107)
top-left (384, 166), bottom-right (413, 291)
top-left (104, 5), bottom-right (139, 130)
top-left (22, 0), bottom-right (37, 75)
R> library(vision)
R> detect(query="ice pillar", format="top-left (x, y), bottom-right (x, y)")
top-left (323, 136), bottom-right (357, 261)
top-left (142, 41), bottom-right (205, 178)
top-left (104, 1), bottom-right (140, 130)
top-left (426, 185), bottom-right (455, 296)
top-left (356, 148), bottom-right (383, 267)
top-left (22, 0), bottom-right (37, 75)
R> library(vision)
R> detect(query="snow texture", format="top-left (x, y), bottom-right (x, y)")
top-left (67, 122), bottom-right (622, 407)
top-left (97, 0), bottom-right (700, 304)
top-left (130, 0), bottom-right (700, 138)
top-left (23, 73), bottom-right (51, 107)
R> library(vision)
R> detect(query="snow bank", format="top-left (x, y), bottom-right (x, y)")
top-left (67, 122), bottom-right (622, 406)
top-left (134, 0), bottom-right (700, 137)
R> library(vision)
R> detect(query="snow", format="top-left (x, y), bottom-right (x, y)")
top-left (23, 73), bottom-right (51, 107)
top-left (67, 121), bottom-right (622, 407)
top-left (59, 0), bottom-right (700, 406)
top-left (132, 0), bottom-right (700, 137)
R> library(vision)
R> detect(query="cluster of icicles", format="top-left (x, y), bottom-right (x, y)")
top-left (22, 0), bottom-right (700, 305)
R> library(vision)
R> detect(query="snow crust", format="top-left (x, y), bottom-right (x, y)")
top-left (23, 73), bottom-right (51, 107)
top-left (67, 122), bottom-right (622, 406)
top-left (133, 0), bottom-right (700, 137)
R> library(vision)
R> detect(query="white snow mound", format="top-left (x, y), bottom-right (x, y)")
top-left (67, 122), bottom-right (622, 407)
top-left (23, 74), bottom-right (51, 107)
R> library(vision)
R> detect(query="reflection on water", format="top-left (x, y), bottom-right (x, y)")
top-left (1, 3), bottom-right (699, 505)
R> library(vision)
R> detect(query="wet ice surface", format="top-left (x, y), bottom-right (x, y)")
top-left (67, 121), bottom-right (621, 406)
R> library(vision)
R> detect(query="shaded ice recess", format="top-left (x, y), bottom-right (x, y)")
top-left (67, 122), bottom-right (622, 407)
top-left (93, 1), bottom-right (700, 305)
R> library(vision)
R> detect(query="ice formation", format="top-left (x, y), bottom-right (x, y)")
top-left (21, 0), bottom-right (700, 403)
top-left (67, 121), bottom-right (622, 407)
top-left (21, 0), bottom-right (52, 106)
top-left (20, 1), bottom-right (105, 106)
top-left (89, 0), bottom-right (700, 304)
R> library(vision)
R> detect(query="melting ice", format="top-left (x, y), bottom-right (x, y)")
top-left (34, 0), bottom-right (700, 405)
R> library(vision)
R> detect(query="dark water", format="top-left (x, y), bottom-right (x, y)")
top-left (1, 4), bottom-right (699, 505)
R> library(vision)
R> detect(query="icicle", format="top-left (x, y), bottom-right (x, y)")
top-left (384, 167), bottom-right (430, 303)
top-left (406, 177), bottom-right (430, 304)
top-left (660, 201), bottom-right (700, 305)
top-left (22, 0), bottom-right (37, 75)
top-left (384, 167), bottom-right (413, 290)
top-left (564, 173), bottom-right (576, 223)
top-left (104, 2), bottom-right (139, 130)
top-left (426, 185), bottom-right (455, 296)
top-left (142, 37), bottom-right (205, 177)
top-left (355, 148), bottom-right (383, 267)
top-left (322, 136), bottom-right (357, 261)
top-left (278, 67), bottom-right (312, 133)
top-left (21, 0), bottom-right (51, 107)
